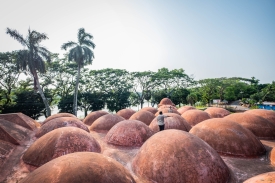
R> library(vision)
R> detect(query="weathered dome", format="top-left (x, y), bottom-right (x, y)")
top-left (204, 107), bottom-right (230, 118)
top-left (0, 119), bottom-right (31, 145)
top-left (35, 117), bottom-right (89, 138)
top-left (270, 148), bottom-right (275, 166)
top-left (23, 127), bottom-right (101, 167)
top-left (157, 98), bottom-right (175, 108)
top-left (105, 120), bottom-right (154, 147)
top-left (177, 105), bottom-right (196, 114)
top-left (140, 107), bottom-right (158, 114)
top-left (20, 152), bottom-right (136, 183)
top-left (0, 113), bottom-right (39, 130)
top-left (43, 113), bottom-right (77, 125)
top-left (132, 129), bottom-right (230, 183)
top-left (129, 110), bottom-right (155, 125)
top-left (149, 113), bottom-right (191, 132)
top-left (83, 110), bottom-right (108, 126)
top-left (89, 114), bottom-right (125, 133)
top-left (181, 109), bottom-right (211, 126)
top-left (116, 109), bottom-right (136, 119)
top-left (155, 108), bottom-right (181, 116)
top-left (189, 118), bottom-right (266, 157)
top-left (224, 113), bottom-right (275, 139)
top-left (243, 172), bottom-right (275, 183)
top-left (245, 109), bottom-right (275, 124)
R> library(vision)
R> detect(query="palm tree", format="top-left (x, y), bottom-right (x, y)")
top-left (61, 28), bottom-right (95, 116)
top-left (6, 28), bottom-right (52, 117)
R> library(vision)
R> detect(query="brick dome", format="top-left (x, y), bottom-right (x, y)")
top-left (149, 113), bottom-right (191, 132)
top-left (43, 113), bottom-right (77, 125)
top-left (116, 109), bottom-right (136, 119)
top-left (105, 120), bottom-right (154, 147)
top-left (23, 127), bottom-right (101, 167)
top-left (140, 107), bottom-right (158, 114)
top-left (270, 148), bottom-right (275, 166)
top-left (89, 114), bottom-right (125, 133)
top-left (243, 172), bottom-right (275, 183)
top-left (189, 118), bottom-right (266, 157)
top-left (132, 129), bottom-right (230, 183)
top-left (204, 107), bottom-right (230, 118)
top-left (181, 109), bottom-right (211, 126)
top-left (0, 113), bottom-right (39, 130)
top-left (177, 106), bottom-right (196, 114)
top-left (157, 98), bottom-right (175, 108)
top-left (245, 109), bottom-right (275, 125)
top-left (224, 113), bottom-right (275, 139)
top-left (20, 152), bottom-right (135, 183)
top-left (83, 110), bottom-right (108, 126)
top-left (35, 117), bottom-right (89, 138)
top-left (129, 110), bottom-right (155, 125)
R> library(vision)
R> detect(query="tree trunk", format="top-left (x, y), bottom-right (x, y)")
top-left (33, 73), bottom-right (51, 117)
top-left (73, 65), bottom-right (80, 116)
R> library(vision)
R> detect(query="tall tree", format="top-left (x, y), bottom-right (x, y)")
top-left (61, 28), bottom-right (95, 116)
top-left (6, 28), bottom-right (52, 116)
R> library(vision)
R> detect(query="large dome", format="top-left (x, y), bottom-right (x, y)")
top-left (43, 113), bottom-right (76, 125)
top-left (23, 127), bottom-right (101, 167)
top-left (181, 109), bottom-right (211, 126)
top-left (224, 113), bottom-right (275, 139)
top-left (204, 107), bottom-right (230, 118)
top-left (156, 105), bottom-right (180, 115)
top-left (83, 110), bottom-right (108, 126)
top-left (129, 110), bottom-right (155, 125)
top-left (177, 105), bottom-right (196, 114)
top-left (20, 152), bottom-right (135, 183)
top-left (149, 113), bottom-right (191, 132)
top-left (132, 129), bottom-right (230, 183)
top-left (189, 118), bottom-right (266, 157)
top-left (243, 172), bottom-right (275, 183)
top-left (116, 109), bottom-right (136, 119)
top-left (0, 113), bottom-right (39, 130)
top-left (89, 114), bottom-right (125, 132)
top-left (35, 117), bottom-right (89, 138)
top-left (105, 120), bottom-right (154, 147)
top-left (245, 109), bottom-right (275, 124)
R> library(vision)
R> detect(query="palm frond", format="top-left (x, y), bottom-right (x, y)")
top-left (61, 41), bottom-right (78, 50)
top-left (78, 28), bottom-right (85, 43)
top-left (82, 46), bottom-right (94, 64)
top-left (6, 28), bottom-right (27, 46)
top-left (81, 40), bottom-right (95, 49)
top-left (37, 47), bottom-right (51, 62)
top-left (30, 30), bottom-right (48, 44)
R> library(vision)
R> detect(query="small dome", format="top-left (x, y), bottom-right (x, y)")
top-left (43, 113), bottom-right (76, 125)
top-left (224, 113), bottom-right (275, 139)
top-left (83, 110), bottom-right (108, 126)
top-left (132, 129), bottom-right (230, 183)
top-left (20, 152), bottom-right (135, 183)
top-left (189, 118), bottom-right (266, 157)
top-left (243, 172), bottom-right (275, 183)
top-left (35, 117), bottom-right (89, 138)
top-left (245, 109), bottom-right (275, 124)
top-left (89, 114), bottom-right (125, 132)
top-left (129, 110), bottom-right (155, 125)
top-left (116, 109), bottom-right (136, 119)
top-left (177, 106), bottom-right (196, 114)
top-left (23, 127), bottom-right (101, 167)
top-left (105, 120), bottom-right (154, 147)
top-left (140, 107), bottom-right (158, 114)
top-left (155, 108), bottom-right (181, 116)
top-left (149, 113), bottom-right (191, 132)
top-left (204, 107), bottom-right (230, 118)
top-left (157, 98), bottom-right (175, 108)
top-left (0, 113), bottom-right (39, 130)
top-left (181, 110), bottom-right (211, 126)
top-left (270, 148), bottom-right (275, 166)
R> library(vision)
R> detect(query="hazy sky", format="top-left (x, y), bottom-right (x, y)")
top-left (0, 0), bottom-right (274, 83)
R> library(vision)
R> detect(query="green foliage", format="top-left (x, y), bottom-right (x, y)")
top-left (170, 88), bottom-right (190, 106)
top-left (1, 90), bottom-right (45, 119)
top-left (79, 92), bottom-right (105, 117)
top-left (186, 93), bottom-right (197, 106)
top-left (106, 90), bottom-right (131, 112)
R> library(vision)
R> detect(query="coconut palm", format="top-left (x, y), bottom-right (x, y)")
top-left (6, 28), bottom-right (52, 117)
top-left (61, 28), bottom-right (95, 116)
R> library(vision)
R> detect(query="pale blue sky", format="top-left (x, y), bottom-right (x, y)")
top-left (0, 0), bottom-right (274, 83)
